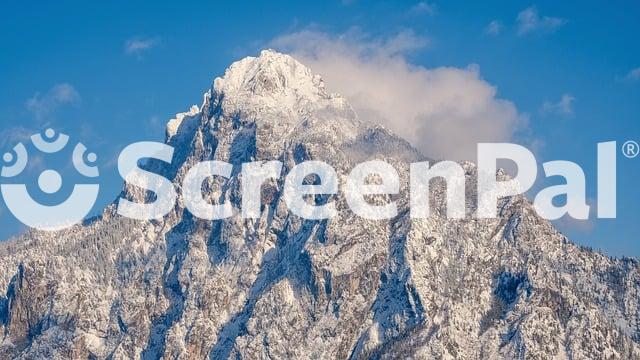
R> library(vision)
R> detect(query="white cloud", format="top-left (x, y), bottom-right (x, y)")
top-left (625, 67), bottom-right (640, 82)
top-left (541, 93), bottom-right (575, 116)
top-left (25, 83), bottom-right (80, 121)
top-left (271, 30), bottom-right (528, 161)
top-left (0, 127), bottom-right (32, 149)
top-left (484, 20), bottom-right (503, 36)
top-left (516, 6), bottom-right (566, 35)
top-left (409, 2), bottom-right (436, 16)
top-left (124, 37), bottom-right (161, 56)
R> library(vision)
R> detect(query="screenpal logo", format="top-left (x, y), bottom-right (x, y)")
top-left (114, 141), bottom-right (617, 222)
top-left (0, 128), bottom-right (621, 231)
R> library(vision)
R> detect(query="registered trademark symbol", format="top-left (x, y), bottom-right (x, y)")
top-left (622, 140), bottom-right (639, 158)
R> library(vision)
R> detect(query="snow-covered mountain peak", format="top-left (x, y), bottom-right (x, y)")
top-left (213, 49), bottom-right (329, 102)
top-left (1, 51), bottom-right (639, 360)
top-left (182, 49), bottom-right (365, 152)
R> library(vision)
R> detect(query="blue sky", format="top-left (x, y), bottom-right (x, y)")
top-left (0, 1), bottom-right (639, 256)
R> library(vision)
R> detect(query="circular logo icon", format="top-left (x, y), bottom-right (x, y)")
top-left (0, 128), bottom-right (100, 231)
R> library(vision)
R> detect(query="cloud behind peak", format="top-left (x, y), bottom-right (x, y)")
top-left (271, 30), bottom-right (529, 161)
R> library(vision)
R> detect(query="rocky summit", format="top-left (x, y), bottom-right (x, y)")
top-left (1, 50), bottom-right (639, 359)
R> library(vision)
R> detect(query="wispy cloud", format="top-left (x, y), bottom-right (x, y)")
top-left (409, 2), bottom-right (436, 16)
top-left (0, 83), bottom-right (80, 150)
top-left (624, 67), bottom-right (640, 82)
top-left (484, 20), bottom-right (503, 36)
top-left (25, 83), bottom-right (80, 122)
top-left (124, 36), bottom-right (161, 57)
top-left (516, 6), bottom-right (566, 35)
top-left (541, 93), bottom-right (575, 116)
top-left (271, 29), bottom-right (529, 161)
top-left (0, 127), bottom-right (32, 149)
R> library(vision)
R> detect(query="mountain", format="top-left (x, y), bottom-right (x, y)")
top-left (1, 50), bottom-right (639, 359)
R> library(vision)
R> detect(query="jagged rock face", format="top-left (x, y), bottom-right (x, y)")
top-left (1, 50), bottom-right (639, 359)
